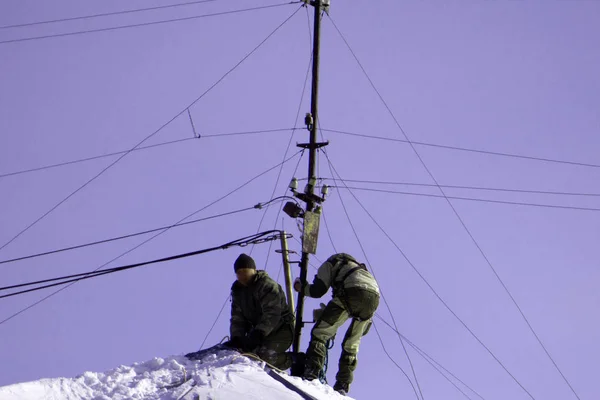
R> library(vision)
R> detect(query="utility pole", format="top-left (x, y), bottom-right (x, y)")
top-left (277, 231), bottom-right (295, 317)
top-left (291, 0), bottom-right (330, 355)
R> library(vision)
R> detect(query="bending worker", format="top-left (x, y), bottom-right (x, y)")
top-left (294, 253), bottom-right (380, 395)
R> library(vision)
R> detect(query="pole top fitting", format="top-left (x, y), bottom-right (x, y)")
top-left (304, 0), bottom-right (331, 12)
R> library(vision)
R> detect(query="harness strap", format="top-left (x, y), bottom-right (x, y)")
top-left (339, 265), bottom-right (366, 283)
top-left (332, 259), bottom-right (368, 320)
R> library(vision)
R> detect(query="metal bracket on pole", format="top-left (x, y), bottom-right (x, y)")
top-left (296, 141), bottom-right (329, 150)
top-left (302, 211), bottom-right (320, 254)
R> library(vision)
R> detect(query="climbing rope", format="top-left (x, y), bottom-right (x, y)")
top-left (318, 337), bottom-right (335, 384)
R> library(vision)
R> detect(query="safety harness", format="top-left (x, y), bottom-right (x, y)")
top-left (331, 255), bottom-right (369, 321)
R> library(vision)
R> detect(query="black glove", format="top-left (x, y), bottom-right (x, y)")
top-left (243, 329), bottom-right (264, 352)
top-left (224, 336), bottom-right (244, 349)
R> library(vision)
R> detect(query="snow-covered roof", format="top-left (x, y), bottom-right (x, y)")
top-left (0, 349), bottom-right (351, 400)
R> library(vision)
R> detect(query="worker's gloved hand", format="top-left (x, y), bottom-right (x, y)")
top-left (293, 277), bottom-right (302, 293)
top-left (312, 302), bottom-right (327, 322)
top-left (224, 336), bottom-right (244, 349)
top-left (243, 329), bottom-right (264, 352)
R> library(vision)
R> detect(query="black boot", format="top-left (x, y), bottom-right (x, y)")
top-left (333, 381), bottom-right (350, 395)
top-left (290, 352), bottom-right (306, 377)
top-left (303, 366), bottom-right (320, 381)
top-left (303, 340), bottom-right (327, 380)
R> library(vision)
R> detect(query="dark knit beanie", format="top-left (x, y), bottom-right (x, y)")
top-left (234, 253), bottom-right (256, 272)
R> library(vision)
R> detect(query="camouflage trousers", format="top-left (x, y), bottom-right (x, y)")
top-left (304, 288), bottom-right (380, 388)
top-left (255, 322), bottom-right (294, 370)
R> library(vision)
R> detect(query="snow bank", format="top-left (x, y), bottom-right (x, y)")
top-left (0, 348), bottom-right (352, 400)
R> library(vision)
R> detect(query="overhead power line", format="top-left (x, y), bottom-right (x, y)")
top-left (324, 152), bottom-right (531, 398)
top-left (330, 186), bottom-right (600, 213)
top-left (0, 129), bottom-right (293, 180)
top-left (323, 150), bottom-right (423, 400)
top-left (256, 16), bottom-right (314, 268)
top-left (328, 13), bottom-right (579, 399)
top-left (321, 178), bottom-right (600, 198)
top-left (0, 6), bottom-right (301, 255)
top-left (323, 128), bottom-right (600, 170)
top-left (0, 196), bottom-right (297, 266)
top-left (202, 127), bottom-right (295, 138)
top-left (375, 314), bottom-right (485, 400)
top-left (0, 150), bottom-right (302, 326)
top-left (372, 322), bottom-right (422, 400)
top-left (0, 0), bottom-right (219, 30)
top-left (0, 138), bottom-right (194, 180)
top-left (0, 230), bottom-right (287, 300)
top-left (9, 123), bottom-right (588, 184)
top-left (321, 208), bottom-right (337, 253)
top-left (0, 2), bottom-right (299, 45)
top-left (199, 294), bottom-right (231, 350)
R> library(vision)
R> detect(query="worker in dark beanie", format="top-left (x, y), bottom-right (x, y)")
top-left (225, 253), bottom-right (295, 370)
top-left (233, 253), bottom-right (256, 271)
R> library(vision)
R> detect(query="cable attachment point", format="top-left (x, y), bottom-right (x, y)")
top-left (304, 0), bottom-right (330, 13)
top-left (187, 108), bottom-right (200, 139)
top-left (304, 113), bottom-right (314, 131)
top-left (287, 176), bottom-right (327, 205)
top-left (322, 0), bottom-right (331, 15)
top-left (289, 177), bottom-right (298, 191)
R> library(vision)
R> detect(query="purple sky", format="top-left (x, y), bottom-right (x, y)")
top-left (1, 1), bottom-right (599, 399)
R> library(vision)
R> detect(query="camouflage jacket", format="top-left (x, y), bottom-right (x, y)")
top-left (303, 253), bottom-right (380, 299)
top-left (230, 270), bottom-right (293, 339)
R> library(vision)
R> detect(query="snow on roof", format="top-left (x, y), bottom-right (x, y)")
top-left (0, 348), bottom-right (352, 400)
